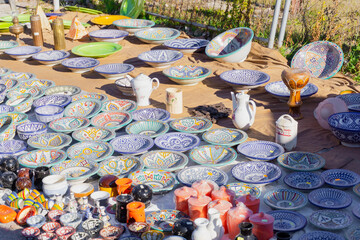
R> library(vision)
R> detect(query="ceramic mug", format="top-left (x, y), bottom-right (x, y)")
top-left (166, 88), bottom-right (183, 114)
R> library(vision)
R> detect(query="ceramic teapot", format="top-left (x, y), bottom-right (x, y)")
top-left (131, 74), bottom-right (160, 106)
top-left (231, 91), bottom-right (256, 131)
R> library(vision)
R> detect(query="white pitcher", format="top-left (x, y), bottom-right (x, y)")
top-left (231, 91), bottom-right (256, 131)
top-left (192, 218), bottom-right (212, 240)
top-left (207, 208), bottom-right (224, 240)
top-left (275, 114), bottom-right (298, 151)
top-left (131, 73), bottom-right (160, 106)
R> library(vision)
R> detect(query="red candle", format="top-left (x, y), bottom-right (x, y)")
top-left (249, 212), bottom-right (274, 240)
top-left (211, 186), bottom-right (235, 203)
top-left (191, 180), bottom-right (219, 197)
top-left (207, 199), bottom-right (232, 233)
top-left (188, 195), bottom-right (212, 221)
top-left (174, 187), bottom-right (197, 215)
top-left (235, 194), bottom-right (260, 214)
top-left (227, 202), bottom-right (253, 239)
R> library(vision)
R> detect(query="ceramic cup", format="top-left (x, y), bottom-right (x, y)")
top-left (115, 194), bottom-right (134, 223)
top-left (34, 166), bottom-right (50, 191)
top-left (90, 191), bottom-right (110, 207)
top-left (115, 178), bottom-right (132, 195)
top-left (166, 88), bottom-right (183, 114)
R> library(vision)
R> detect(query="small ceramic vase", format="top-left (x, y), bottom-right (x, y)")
top-left (126, 201), bottom-right (145, 224)
top-left (275, 114), bottom-right (298, 151)
top-left (192, 218), bottom-right (212, 240)
top-left (66, 192), bottom-right (78, 213)
top-left (1, 171), bottom-right (17, 190)
top-left (99, 206), bottom-right (111, 228)
top-left (82, 218), bottom-right (104, 238)
top-left (16, 177), bottom-right (32, 191)
top-left (0, 156), bottom-right (19, 173)
top-left (172, 218), bottom-right (195, 240)
top-left (116, 194), bottom-right (134, 223)
top-left (80, 197), bottom-right (92, 219)
top-left (131, 184), bottom-right (153, 207)
top-left (314, 97), bottom-right (348, 130)
top-left (131, 73), bottom-right (160, 106)
top-left (207, 208), bottom-right (224, 240)
top-left (231, 91), bottom-right (256, 131)
top-left (17, 168), bottom-right (33, 179)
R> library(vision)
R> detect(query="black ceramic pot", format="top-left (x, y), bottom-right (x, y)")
top-left (0, 156), bottom-right (19, 173)
top-left (115, 194), bottom-right (134, 223)
top-left (34, 166), bottom-right (50, 191)
top-left (1, 171), bottom-right (17, 190)
top-left (131, 184), bottom-right (152, 207)
top-left (172, 218), bottom-right (195, 240)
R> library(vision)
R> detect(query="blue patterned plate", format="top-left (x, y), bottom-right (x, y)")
top-left (336, 93), bottom-right (360, 111)
top-left (308, 188), bottom-right (352, 209)
top-left (328, 112), bottom-right (360, 147)
top-left (138, 50), bottom-right (183, 68)
top-left (91, 111), bottom-right (132, 131)
top-left (284, 172), bottom-right (324, 190)
top-left (265, 81), bottom-right (318, 100)
top-left (267, 210), bottom-right (307, 232)
top-left (89, 29), bottom-right (129, 42)
top-left (354, 183), bottom-right (360, 197)
top-left (72, 93), bottom-right (108, 102)
top-left (0, 72), bottom-right (36, 81)
top-left (353, 204), bottom-right (360, 219)
top-left (18, 149), bottom-right (67, 168)
top-left (163, 65), bottom-right (211, 86)
top-left (220, 69), bottom-right (270, 90)
top-left (102, 99), bottom-right (137, 112)
top-left (19, 79), bottom-right (55, 90)
top-left (61, 57), bottom-right (100, 73)
top-left (0, 105), bottom-right (14, 114)
top-left (321, 169), bottom-right (360, 188)
top-left (298, 231), bottom-right (345, 240)
top-left (32, 50), bottom-right (70, 66)
top-left (140, 150), bottom-right (188, 171)
top-left (264, 188), bottom-right (307, 210)
top-left (177, 166), bottom-right (228, 186)
top-left (33, 95), bottom-right (72, 108)
top-left (189, 145), bottom-right (237, 167)
top-left (346, 226), bottom-right (360, 240)
top-left (226, 182), bottom-right (261, 198)
top-left (309, 209), bottom-right (352, 231)
top-left (277, 151), bottom-right (326, 171)
top-left (237, 140), bottom-right (284, 161)
top-left (5, 46), bottom-right (42, 61)
top-left (132, 108), bottom-right (170, 121)
top-left (113, 19), bottom-right (155, 34)
top-left (125, 120), bottom-right (169, 138)
top-left (49, 116), bottom-right (90, 134)
top-left (50, 159), bottom-right (99, 181)
top-left (94, 63), bottom-right (134, 80)
top-left (164, 39), bottom-right (209, 53)
top-left (0, 67), bottom-right (11, 77)
top-left (155, 132), bottom-right (200, 152)
top-left (27, 133), bottom-right (72, 150)
top-left (72, 126), bottom-right (116, 142)
top-left (111, 134), bottom-right (154, 155)
top-left (65, 99), bottom-right (102, 118)
top-left (0, 139), bottom-right (27, 154)
top-left (169, 117), bottom-right (212, 134)
top-left (146, 210), bottom-right (189, 232)
top-left (67, 140), bottom-right (114, 162)
top-left (135, 27), bottom-right (180, 44)
top-left (98, 155), bottom-right (143, 177)
top-left (231, 161), bottom-right (282, 184)
top-left (202, 128), bottom-right (248, 147)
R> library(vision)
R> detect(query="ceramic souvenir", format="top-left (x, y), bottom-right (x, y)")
top-left (42, 221), bottom-right (61, 233)
top-left (5, 93), bottom-right (33, 113)
top-left (321, 169), bottom-right (360, 188)
top-left (0, 78), bottom-right (19, 91)
top-left (15, 177), bottom-right (32, 191)
top-left (111, 134), bottom-right (154, 155)
top-left (283, 171), bottom-right (324, 190)
top-left (60, 213), bottom-right (82, 229)
top-left (328, 112), bottom-right (360, 147)
top-left (354, 183), bottom-right (360, 197)
top-left (94, 63), bottom-right (134, 80)
top-left (72, 93), bottom-right (108, 102)
top-left (22, 227), bottom-right (41, 240)
top-left (189, 145), bottom-right (237, 167)
top-left (227, 203), bottom-right (253, 239)
top-left (49, 116), bottom-right (90, 134)
top-left (126, 120), bottom-right (169, 138)
top-left (140, 150), bottom-right (188, 171)
top-left (45, 85), bottom-right (81, 96)
top-left (19, 79), bottom-right (55, 90)
top-left (70, 183), bottom-right (94, 198)
top-left (113, 19), bottom-right (155, 34)
top-left (275, 114), bottom-right (298, 151)
top-left (0, 41), bottom-right (18, 52)
top-left (0, 105), bottom-right (14, 114)
top-left (17, 205), bottom-right (36, 225)
top-left (131, 74), bottom-right (160, 106)
top-left (115, 75), bottom-right (135, 96)
top-left (221, 70), bottom-right (270, 90)
top-left (0, 156), bottom-right (19, 174)
top-left (309, 209), bottom-right (352, 231)
top-left (102, 99), bottom-right (137, 112)
top-left (91, 111), bottom-right (132, 131)
top-left (207, 208), bottom-right (224, 240)
top-left (177, 166), bottom-right (228, 186)
top-left (135, 27), bottom-right (180, 44)
top-left (48, 210), bottom-right (65, 222)
top-left (170, 117), bottom-right (213, 134)
top-left (34, 166), bottom-right (50, 190)
top-left (5, 46), bottom-right (42, 61)
top-left (56, 226), bottom-right (76, 240)
top-left (202, 128), bottom-right (248, 147)
top-left (352, 204), bottom-right (360, 219)
top-left (72, 126), bottom-right (116, 142)
top-left (100, 226), bottom-right (125, 240)
top-left (146, 210), bottom-right (189, 232)
top-left (163, 65), bottom-right (211, 86)
top-left (27, 133), bottom-right (72, 149)
top-left (62, 57), bottom-right (100, 73)
top-left (132, 108), bottom-right (170, 121)
top-left (27, 215), bottom-right (46, 228)
top-left (7, 86), bottom-right (44, 100)
top-left (237, 140), bottom-right (285, 161)
top-left (192, 218), bottom-right (212, 240)
top-left (138, 50), bottom-right (183, 68)
top-left (172, 218), bottom-right (194, 239)
top-left (164, 38), bottom-right (209, 54)
top-left (225, 182), bottom-right (261, 198)
top-left (308, 188), bottom-right (352, 209)
top-left (249, 212), bottom-right (274, 240)
top-left (71, 42), bottom-right (122, 58)
top-left (267, 210), bottom-right (307, 232)
top-left (346, 226), bottom-right (360, 240)
top-left (42, 174), bottom-right (68, 197)
top-left (0, 115), bottom-right (16, 142)
top-left (89, 29), bottom-right (128, 43)
top-left (141, 230), bottom-right (164, 240)
top-left (98, 155), bottom-right (143, 177)
top-left (314, 98), bottom-right (348, 130)
top-left (71, 232), bottom-right (90, 240)
top-left (166, 87), bottom-right (183, 114)
top-left (128, 222), bottom-right (150, 237)
top-left (16, 121), bottom-right (47, 140)
top-left (99, 175), bottom-right (118, 197)
top-left (265, 81), bottom-right (318, 101)
top-left (115, 178), bottom-right (133, 195)
top-left (0, 139), bottom-right (26, 155)
top-left (277, 151), bottom-right (326, 171)
top-left (155, 132), bottom-right (200, 152)
top-left (264, 188), bottom-right (307, 210)
top-left (65, 99), bottom-right (102, 118)
top-left (35, 105), bottom-right (64, 123)
top-left (91, 15), bottom-right (130, 25)
top-left (67, 140), bottom-right (113, 162)
top-left (132, 184), bottom-right (153, 207)
top-left (82, 218), bottom-right (104, 238)
top-left (33, 50), bottom-right (70, 66)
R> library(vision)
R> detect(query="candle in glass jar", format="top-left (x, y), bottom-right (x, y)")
top-left (211, 186), bottom-right (235, 203)
top-left (174, 187), bottom-right (197, 215)
top-left (207, 199), bottom-right (232, 233)
top-left (235, 194), bottom-right (260, 214)
top-left (188, 195), bottom-right (212, 221)
top-left (227, 202), bottom-right (253, 239)
top-left (249, 212), bottom-right (274, 240)
top-left (191, 180), bottom-right (219, 197)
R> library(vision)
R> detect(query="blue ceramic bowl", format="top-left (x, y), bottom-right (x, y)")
top-left (91, 111), bottom-right (132, 131)
top-left (0, 104), bottom-right (14, 114)
top-left (35, 105), bottom-right (64, 123)
top-left (33, 95), bottom-right (72, 108)
top-left (19, 79), bottom-right (55, 90)
top-left (202, 128), bottom-right (248, 147)
top-left (353, 204), bottom-right (360, 219)
top-left (0, 78), bottom-right (19, 92)
top-left (110, 134), bottom-right (154, 155)
top-left (18, 149), bottom-right (67, 168)
top-left (7, 86), bottom-right (44, 100)
top-left (226, 182), bottom-right (261, 198)
top-left (27, 215), bottom-right (46, 229)
top-left (125, 120), bottom-right (169, 138)
top-left (231, 161), bottom-right (282, 184)
top-left (16, 122), bottom-right (47, 140)
top-left (0, 139), bottom-right (27, 155)
top-left (308, 188), bottom-right (352, 209)
top-left (309, 209), bottom-right (352, 231)
top-left (220, 69), bottom-right (270, 90)
top-left (98, 155), bottom-right (143, 177)
top-left (169, 117), bottom-right (213, 134)
top-left (321, 169), bottom-right (360, 188)
top-left (328, 112), bottom-right (360, 147)
top-left (189, 145), bottom-right (237, 167)
top-left (284, 172), bottom-right (324, 190)
top-left (336, 93), bottom-right (360, 111)
top-left (140, 150), bottom-right (188, 171)
top-left (32, 50), bottom-right (70, 66)
top-left (28, 133), bottom-right (72, 150)
top-left (298, 231), bottom-right (345, 240)
top-left (0, 67), bottom-right (12, 77)
top-left (94, 63), bottom-right (134, 80)
top-left (267, 210), bottom-right (307, 232)
top-left (49, 116), bottom-right (90, 134)
top-left (5, 46), bottom-right (42, 61)
top-left (89, 29), bottom-right (129, 42)
top-left (5, 93), bottom-right (33, 113)
top-left (277, 151), bottom-right (326, 171)
top-left (60, 213), bottom-right (82, 229)
top-left (102, 99), bottom-right (137, 112)
top-left (62, 57), bottom-right (100, 73)
top-left (132, 108), bottom-right (170, 121)
top-left (67, 140), bottom-right (114, 162)
top-left (0, 72), bottom-right (35, 81)
top-left (177, 166), bottom-right (228, 186)
top-left (154, 132), bottom-right (200, 152)
top-left (237, 140), bottom-right (285, 161)
top-left (72, 126), bottom-right (116, 142)
top-left (164, 39), bottom-right (209, 53)
top-left (138, 50), bottom-right (183, 68)
top-left (113, 19), bottom-right (155, 34)
top-left (264, 188), bottom-right (308, 210)
top-left (163, 65), bottom-right (212, 86)
top-left (265, 81), bottom-right (318, 101)
top-left (135, 27), bottom-right (180, 44)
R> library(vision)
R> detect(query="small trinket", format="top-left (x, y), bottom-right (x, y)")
top-left (92, 200), bottom-right (101, 218)
top-left (99, 206), bottom-right (111, 228)
top-left (84, 207), bottom-right (93, 220)
top-left (66, 192), bottom-right (78, 213)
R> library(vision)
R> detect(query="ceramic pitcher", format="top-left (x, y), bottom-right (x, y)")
top-left (192, 218), bottom-right (212, 240)
top-left (131, 73), bottom-right (160, 106)
top-left (207, 208), bottom-right (224, 240)
top-left (231, 91), bottom-right (256, 131)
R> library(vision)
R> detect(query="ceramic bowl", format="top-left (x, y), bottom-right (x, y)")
top-left (71, 232), bottom-right (90, 240)
top-left (70, 183), bottom-right (94, 198)
top-left (353, 204), bottom-right (360, 219)
top-left (19, 79), bottom-right (55, 90)
top-left (60, 213), bottom-right (82, 229)
top-left (56, 226), bottom-right (76, 240)
top-left (146, 210), bottom-right (189, 232)
top-left (354, 183), bottom-right (360, 197)
top-left (202, 128), bottom-right (248, 147)
top-left (163, 65), bottom-right (211, 86)
top-left (237, 140), bottom-right (285, 161)
top-left (169, 117), bottom-right (213, 134)
top-left (102, 99), bottom-right (137, 112)
top-left (189, 145), bottom-right (237, 167)
top-left (113, 19), bottom-right (155, 34)
top-left (32, 50), bottom-right (70, 66)
top-left (220, 69), bottom-right (270, 90)
top-left (100, 226), bottom-right (124, 240)
top-left (309, 209), bottom-right (352, 231)
top-left (45, 85), bottom-right (81, 96)
top-left (0, 139), bottom-right (27, 155)
top-left (132, 108), bottom-right (170, 121)
top-left (7, 87), bottom-right (44, 100)
top-left (5, 46), bottom-right (42, 61)
top-left (5, 93), bottom-right (33, 113)
top-left (67, 140), bottom-right (114, 162)
top-left (346, 226), bottom-right (360, 240)
top-left (42, 222), bottom-right (61, 233)
top-left (0, 78), bottom-right (19, 93)
top-left (154, 132), bottom-right (200, 152)
top-left (226, 182), bottom-right (261, 198)
top-left (140, 150), bottom-right (188, 171)
top-left (89, 29), bottom-right (129, 43)
top-left (141, 231), bottom-right (164, 240)
top-left (98, 155), bottom-right (143, 177)
top-left (3, 112), bottom-right (28, 126)
top-left (0, 84), bottom-right (5, 103)
top-left (50, 159), bottom-right (99, 183)
top-left (94, 63), bottom-right (134, 80)
top-left (264, 188), bottom-right (308, 210)
top-left (72, 93), bottom-right (108, 102)
top-left (82, 219), bottom-right (104, 238)
top-left (308, 188), bottom-right (352, 209)
top-left (231, 161), bottom-right (282, 184)
top-left (16, 120), bottom-right (46, 140)
top-left (284, 172), bottom-right (324, 191)
top-left (321, 169), bottom-right (360, 188)
top-left (177, 166), bottom-right (228, 186)
top-left (22, 227), bottom-right (41, 239)
top-left (47, 119), bottom-right (83, 135)
top-left (336, 93), bottom-right (360, 111)
top-left (206, 27), bottom-right (253, 63)
top-left (291, 41), bottom-right (344, 79)
top-left (298, 231), bottom-right (344, 240)
top-left (65, 99), bottom-right (102, 118)
top-left (125, 120), bottom-right (169, 138)
top-left (91, 111), bottom-right (132, 131)
top-left (27, 215), bottom-right (46, 228)
top-left (111, 134), bottom-right (154, 155)
top-left (138, 50), bottom-right (183, 68)
top-left (135, 27), bottom-right (180, 44)
top-left (115, 75), bottom-right (134, 96)
top-left (72, 126), bottom-right (116, 142)
top-left (277, 151), bottom-right (326, 171)
top-left (0, 41), bottom-right (18, 52)
top-left (328, 112), bottom-right (360, 147)
top-left (265, 81), bottom-right (318, 101)
top-left (0, 115), bottom-right (16, 141)
top-left (129, 169), bottom-right (177, 194)
top-left (90, 191), bottom-right (110, 206)
top-left (35, 105), bottom-right (64, 123)
top-left (18, 149), bottom-right (67, 168)
top-left (62, 57), bottom-right (100, 73)
top-left (0, 72), bottom-right (35, 82)
top-left (0, 104), bottom-right (14, 114)
top-left (0, 67), bottom-right (11, 77)
top-left (267, 210), bottom-right (307, 232)
top-left (42, 174), bottom-right (68, 197)
top-left (48, 210), bottom-right (65, 222)
top-left (128, 222), bottom-right (150, 237)
top-left (27, 133), bottom-right (72, 150)
top-left (164, 38), bottom-right (209, 54)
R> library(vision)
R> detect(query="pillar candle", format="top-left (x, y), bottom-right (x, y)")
top-left (227, 202), bottom-right (253, 239)
top-left (174, 187), bottom-right (197, 215)
top-left (235, 194), bottom-right (260, 214)
top-left (188, 195), bottom-right (212, 221)
top-left (211, 186), bottom-right (235, 203)
top-left (207, 199), bottom-right (232, 233)
top-left (191, 180), bottom-right (219, 197)
top-left (249, 212), bottom-right (274, 240)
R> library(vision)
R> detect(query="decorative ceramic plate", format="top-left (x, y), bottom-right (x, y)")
top-left (346, 226), bottom-right (360, 240)
top-left (7, 87), bottom-right (44, 100)
top-left (267, 210), bottom-right (307, 232)
top-left (98, 155), bottom-right (143, 177)
top-left (128, 169), bottom-right (177, 194)
top-left (102, 99), bottom-right (137, 112)
top-left (220, 69), bottom-right (270, 89)
top-left (0, 78), bottom-right (19, 91)
top-left (353, 204), bottom-right (360, 219)
top-left (321, 169), bottom-right (360, 188)
top-left (309, 209), bottom-right (352, 230)
top-left (27, 133), bottom-right (72, 150)
top-left (308, 188), bottom-right (352, 209)
top-left (189, 145), bottom-right (237, 167)
top-left (177, 166), bottom-right (228, 186)
top-left (226, 182), bottom-right (261, 198)
top-left (72, 126), bottom-right (116, 142)
top-left (113, 19), bottom-right (155, 33)
top-left (0, 105), bottom-right (14, 114)
top-left (328, 112), bottom-right (360, 147)
top-left (202, 128), bottom-right (248, 147)
top-left (72, 93), bottom-right (108, 102)
top-left (89, 29), bottom-right (129, 42)
top-left (154, 132), bottom-right (200, 152)
top-left (91, 111), bottom-right (132, 131)
top-left (45, 85), bottom-right (81, 96)
top-left (0, 72), bottom-right (35, 81)
top-left (237, 140), bottom-right (285, 161)
top-left (354, 183), bottom-right (360, 197)
top-left (140, 150), bottom-right (188, 171)
top-left (90, 15), bottom-right (131, 25)
top-left (138, 50), bottom-right (183, 68)
top-left (111, 135), bottom-right (154, 155)
top-left (66, 140), bottom-right (113, 162)
top-left (50, 159), bottom-right (99, 181)
top-left (5, 46), bottom-right (42, 60)
top-left (277, 151), bottom-right (326, 171)
top-left (33, 95), bottom-right (71, 108)
top-left (64, 99), bottom-right (102, 118)
top-left (164, 39), bottom-right (209, 53)
top-left (283, 172), bottom-right (325, 190)
top-left (162, 65), bottom-right (212, 86)
top-left (125, 120), bottom-right (169, 138)
top-left (336, 93), bottom-right (360, 111)
top-left (169, 117), bottom-right (212, 134)
top-left (265, 81), bottom-right (318, 100)
top-left (146, 210), bottom-right (189, 232)
top-left (231, 161), bottom-right (282, 184)
top-left (18, 149), bottom-right (67, 168)
top-left (71, 42), bottom-right (122, 58)
top-left (298, 231), bottom-right (345, 240)
top-left (32, 50), bottom-right (70, 65)
top-left (2, 112), bottom-right (28, 125)
top-left (132, 108), bottom-right (170, 121)
top-left (94, 63), bottom-right (134, 80)
top-left (19, 79), bottom-right (55, 90)
top-left (61, 57), bottom-right (100, 70)
top-left (0, 41), bottom-right (18, 51)
top-left (135, 27), bottom-right (180, 44)
top-left (264, 188), bottom-right (308, 210)
top-left (0, 139), bottom-right (27, 154)
top-left (49, 117), bottom-right (90, 134)
top-left (0, 14), bottom-right (31, 22)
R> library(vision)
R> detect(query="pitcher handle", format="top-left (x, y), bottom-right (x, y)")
top-left (151, 78), bottom-right (160, 91)
top-left (249, 100), bottom-right (256, 126)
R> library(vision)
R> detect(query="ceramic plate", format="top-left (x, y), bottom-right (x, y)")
top-left (283, 172), bottom-right (324, 190)
top-left (264, 188), bottom-right (308, 210)
top-left (67, 140), bottom-right (114, 162)
top-left (277, 151), bottom-right (326, 171)
top-left (135, 27), bottom-right (180, 44)
top-left (321, 169), bottom-right (360, 188)
top-left (111, 135), bottom-right (154, 155)
top-left (49, 117), bottom-right (90, 134)
top-left (177, 166), bottom-right (228, 186)
top-left (267, 210), bottom-right (307, 232)
top-left (154, 132), bottom-right (200, 152)
top-left (91, 111), bottom-right (132, 131)
top-left (72, 126), bottom-right (116, 142)
top-left (140, 150), bottom-right (188, 171)
top-left (0, 41), bottom-right (18, 50)
top-left (102, 99), bottom-right (137, 112)
top-left (27, 133), bottom-right (72, 150)
top-left (309, 209), bottom-right (352, 230)
top-left (50, 159), bottom-right (99, 181)
top-left (0, 72), bottom-right (35, 81)
top-left (169, 117), bottom-right (213, 134)
top-left (353, 204), bottom-right (360, 219)
top-left (202, 128), bottom-right (248, 147)
top-left (237, 140), bottom-right (285, 161)
top-left (164, 39), bottom-right (209, 52)
top-left (0, 139), bottom-right (27, 154)
top-left (353, 183), bottom-right (360, 197)
top-left (90, 15), bottom-right (131, 25)
top-left (226, 182), bottom-right (261, 198)
top-left (132, 108), bottom-right (170, 121)
top-left (138, 50), bottom-right (183, 68)
top-left (71, 42), bottom-right (122, 58)
top-left (231, 161), bottom-right (282, 184)
top-left (162, 65), bottom-right (211, 86)
top-left (45, 85), bottom-right (81, 96)
top-left (113, 19), bottom-right (155, 31)
top-left (19, 79), bottom-right (55, 90)
top-left (0, 78), bottom-right (19, 91)
top-left (220, 69), bottom-right (270, 89)
top-left (0, 14), bottom-right (31, 22)
top-left (33, 95), bottom-right (72, 108)
top-left (346, 226), bottom-right (360, 240)
top-left (308, 188), bottom-right (352, 209)
top-left (65, 99), bottom-right (102, 118)
top-left (18, 149), bottom-right (67, 168)
top-left (72, 93), bottom-right (108, 102)
top-left (98, 155), bottom-right (143, 177)
top-left (298, 231), bottom-right (345, 240)
top-left (265, 81), bottom-right (318, 100)
top-left (125, 120), bottom-right (169, 138)
top-left (189, 145), bottom-right (237, 167)
top-left (146, 210), bottom-right (189, 232)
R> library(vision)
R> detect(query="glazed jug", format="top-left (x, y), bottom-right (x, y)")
top-left (131, 73), bottom-right (160, 106)
top-left (207, 208), bottom-right (224, 240)
top-left (192, 218), bottom-right (212, 240)
top-left (231, 91), bottom-right (256, 131)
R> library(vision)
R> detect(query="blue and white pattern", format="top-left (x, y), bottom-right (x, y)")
top-left (0, 78), bottom-right (19, 91)
top-left (309, 210), bottom-right (352, 231)
top-left (0, 41), bottom-right (18, 51)
top-left (135, 27), bottom-right (180, 43)
top-left (328, 112), bottom-right (360, 146)
top-left (264, 188), bottom-right (308, 210)
top-left (5, 45), bottom-right (42, 56)
top-left (50, 159), bottom-right (99, 181)
top-left (277, 151), bottom-right (326, 171)
top-left (19, 79), bottom-right (55, 90)
top-left (226, 182), bottom-right (261, 198)
top-left (189, 145), bottom-right (237, 167)
top-left (164, 39), bottom-right (209, 50)
top-left (237, 140), bottom-right (285, 161)
top-left (110, 134), bottom-right (154, 155)
top-left (170, 117), bottom-right (213, 134)
top-left (284, 172), bottom-right (324, 190)
top-left (27, 133), bottom-right (72, 150)
top-left (138, 50), bottom-right (183, 63)
top-left (176, 166), bottom-right (228, 186)
top-left (265, 81), bottom-right (318, 99)
top-left (32, 50), bottom-right (70, 62)
top-left (0, 84), bottom-right (6, 103)
top-left (0, 72), bottom-right (36, 82)
top-left (72, 127), bottom-right (116, 142)
top-left (98, 155), bottom-right (143, 177)
top-left (35, 105), bottom-right (64, 123)
top-left (62, 57), bottom-right (100, 69)
top-left (0, 104), bottom-right (14, 114)
top-left (49, 117), bottom-right (90, 134)
top-left (89, 29), bottom-right (128, 39)
top-left (16, 122), bottom-right (47, 140)
top-left (202, 128), bottom-right (248, 147)
top-left (231, 161), bottom-right (282, 184)
top-left (308, 188), bottom-right (352, 209)
top-left (18, 149), bottom-right (67, 168)
top-left (336, 93), bottom-right (360, 111)
top-left (163, 65), bottom-right (211, 79)
top-left (67, 140), bottom-right (114, 162)
top-left (132, 108), bottom-right (170, 121)
top-left (94, 63), bottom-right (134, 75)
top-left (33, 95), bottom-right (72, 108)
top-left (140, 150), bottom-right (188, 171)
top-left (125, 120), bottom-right (169, 138)
top-left (0, 139), bottom-right (27, 154)
top-left (154, 132), bottom-right (200, 152)
top-left (220, 69), bottom-right (270, 87)
top-left (353, 204), bottom-right (360, 219)
top-left (346, 226), bottom-right (360, 240)
top-left (321, 169), bottom-right (360, 188)
top-left (267, 210), bottom-right (307, 232)
top-left (0, 67), bottom-right (12, 77)
top-left (298, 231), bottom-right (345, 240)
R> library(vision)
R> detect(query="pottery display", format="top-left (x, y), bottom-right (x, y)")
top-left (163, 65), bottom-right (211, 86)
top-left (249, 212), bottom-right (274, 240)
top-left (0, 116), bottom-right (16, 142)
top-left (34, 166), bottom-right (50, 190)
top-left (82, 218), bottom-right (104, 237)
top-left (155, 132), bottom-right (200, 152)
top-left (283, 171), bottom-right (324, 190)
top-left (140, 150), bottom-right (188, 171)
top-left (5, 46), bottom-right (42, 61)
top-left (127, 201), bottom-right (146, 224)
top-left (170, 117), bottom-right (212, 134)
top-left (353, 204), bottom-right (360, 219)
top-left (56, 226), bottom-right (76, 240)
top-left (27, 132), bottom-right (72, 149)
top-left (98, 155), bottom-right (143, 177)
top-left (45, 85), bottom-right (81, 96)
top-left (267, 210), bottom-right (307, 232)
top-left (49, 116), bottom-right (90, 134)
top-left (33, 50), bottom-right (70, 66)
top-left (265, 81), bottom-right (318, 101)
top-left (26, 215), bottom-right (46, 229)
top-left (67, 140), bottom-right (114, 162)
top-left (207, 208), bottom-right (224, 240)
top-left (0, 105), bottom-right (15, 114)
top-left (65, 98), bottom-right (102, 118)
top-left (135, 27), bottom-right (180, 44)
top-left (298, 231), bottom-right (345, 240)
top-left (42, 174), bottom-right (68, 196)
top-left (91, 111), bottom-right (132, 131)
top-left (113, 19), bottom-right (155, 34)
top-left (71, 232), bottom-right (90, 240)
top-left (62, 56), bottom-right (99, 72)
top-left (128, 222), bottom-right (150, 237)
top-left (231, 161), bottom-right (282, 184)
top-left (132, 108), bottom-right (170, 121)
top-left (35, 105), bottom-right (64, 123)
top-left (346, 226), bottom-right (360, 240)
top-left (237, 140), bottom-right (285, 161)
top-left (7, 86), bottom-right (44, 100)
top-left (189, 145), bottom-right (237, 167)
top-left (321, 169), bottom-right (360, 188)
top-left (141, 230), bottom-right (165, 240)
top-left (115, 75), bottom-right (135, 96)
top-left (15, 177), bottom-right (32, 191)
top-left (177, 166), bottom-right (228, 186)
top-left (309, 209), bottom-right (352, 231)
top-left (131, 74), bottom-right (160, 106)
top-left (95, 63), bottom-right (134, 80)
top-left (221, 69), bottom-right (270, 90)
top-left (164, 39), bottom-right (209, 54)
top-left (116, 194), bottom-right (134, 223)
top-left (146, 210), bottom-right (189, 232)
top-left (0, 41), bottom-right (18, 52)
top-left (42, 221), bottom-right (61, 232)
top-left (72, 126), bottom-right (116, 142)
top-left (328, 112), bottom-right (360, 147)
top-left (111, 134), bottom-right (154, 155)
top-left (275, 114), bottom-right (298, 151)
top-left (264, 188), bottom-right (308, 210)
top-left (277, 151), bottom-right (326, 171)
top-left (89, 29), bottom-right (129, 43)
top-left (100, 226), bottom-right (125, 240)
top-left (308, 188), bottom-right (352, 209)
top-left (172, 218), bottom-right (194, 239)
top-left (138, 50), bottom-right (183, 68)
top-left (99, 175), bottom-right (118, 197)
top-left (22, 227), bottom-right (41, 239)
top-left (70, 183), bottom-right (94, 198)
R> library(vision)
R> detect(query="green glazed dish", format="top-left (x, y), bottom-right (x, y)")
top-left (0, 22), bottom-right (13, 32)
top-left (71, 42), bottom-right (122, 58)
top-left (0, 14), bottom-right (31, 22)
top-left (64, 6), bottom-right (103, 14)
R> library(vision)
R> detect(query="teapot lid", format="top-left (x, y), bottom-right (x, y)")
top-left (249, 212), bottom-right (274, 225)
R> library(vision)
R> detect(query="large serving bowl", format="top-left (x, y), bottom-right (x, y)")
top-left (155, 132), bottom-right (200, 152)
top-left (5, 93), bottom-right (33, 113)
top-left (163, 65), bottom-right (211, 86)
top-left (177, 166), bottom-right (228, 186)
top-left (7, 87), bottom-right (44, 100)
top-left (164, 38), bottom-right (209, 54)
top-left (94, 63), bottom-right (134, 80)
top-left (0, 115), bottom-right (16, 141)
top-left (321, 169), bottom-right (360, 188)
top-left (291, 41), bottom-right (344, 79)
top-left (72, 93), bottom-right (108, 102)
top-left (170, 117), bottom-right (212, 134)
top-left (72, 126), bottom-right (116, 142)
top-left (328, 112), bottom-right (360, 147)
top-left (135, 27), bottom-right (180, 44)
top-left (110, 134), bottom-right (154, 155)
top-left (0, 72), bottom-right (35, 81)
top-left (16, 121), bottom-right (47, 140)
top-left (205, 27), bottom-right (253, 63)
top-left (231, 161), bottom-right (282, 184)
top-left (284, 172), bottom-right (324, 191)
top-left (337, 93), bottom-right (360, 111)
top-left (220, 69), bottom-right (270, 90)
top-left (265, 81), bottom-right (318, 101)
top-left (308, 188), bottom-right (352, 209)
top-left (140, 150), bottom-right (188, 171)
top-left (27, 133), bottom-right (72, 150)
top-left (65, 99), bottom-right (102, 118)
top-left (125, 120), bottom-right (169, 138)
top-left (189, 145), bottom-right (237, 167)
top-left (67, 140), bottom-right (114, 162)
top-left (102, 99), bottom-right (137, 112)
top-left (49, 117), bottom-right (90, 134)
top-left (71, 42), bottom-right (122, 58)
top-left (202, 128), bottom-right (248, 147)
top-left (309, 210), bottom-right (352, 231)
top-left (62, 57), bottom-right (100, 73)
top-left (267, 210), bottom-right (307, 232)
top-left (138, 50), bottom-right (183, 68)
top-left (264, 188), bottom-right (308, 210)
top-left (89, 29), bottom-right (129, 43)
top-left (35, 105), bottom-right (64, 123)
top-left (226, 182), bottom-right (261, 198)
top-left (19, 79), bottom-right (55, 90)
top-left (91, 111), bottom-right (132, 131)
top-left (277, 151), bottom-right (326, 171)
top-left (98, 155), bottom-right (143, 177)
top-left (0, 139), bottom-right (27, 155)
top-left (0, 41), bottom-right (18, 52)
top-left (113, 19), bottom-right (155, 34)
top-left (237, 140), bottom-right (285, 161)
top-left (33, 94), bottom-right (71, 108)
top-left (5, 46), bottom-right (42, 61)
top-left (45, 85), bottom-right (81, 96)
top-left (32, 50), bottom-right (70, 66)
top-left (18, 149), bottom-right (67, 168)
top-left (132, 108), bottom-right (170, 121)
top-left (115, 75), bottom-right (134, 96)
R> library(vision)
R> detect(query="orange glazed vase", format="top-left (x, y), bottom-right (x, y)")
top-left (126, 201), bottom-right (145, 224)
